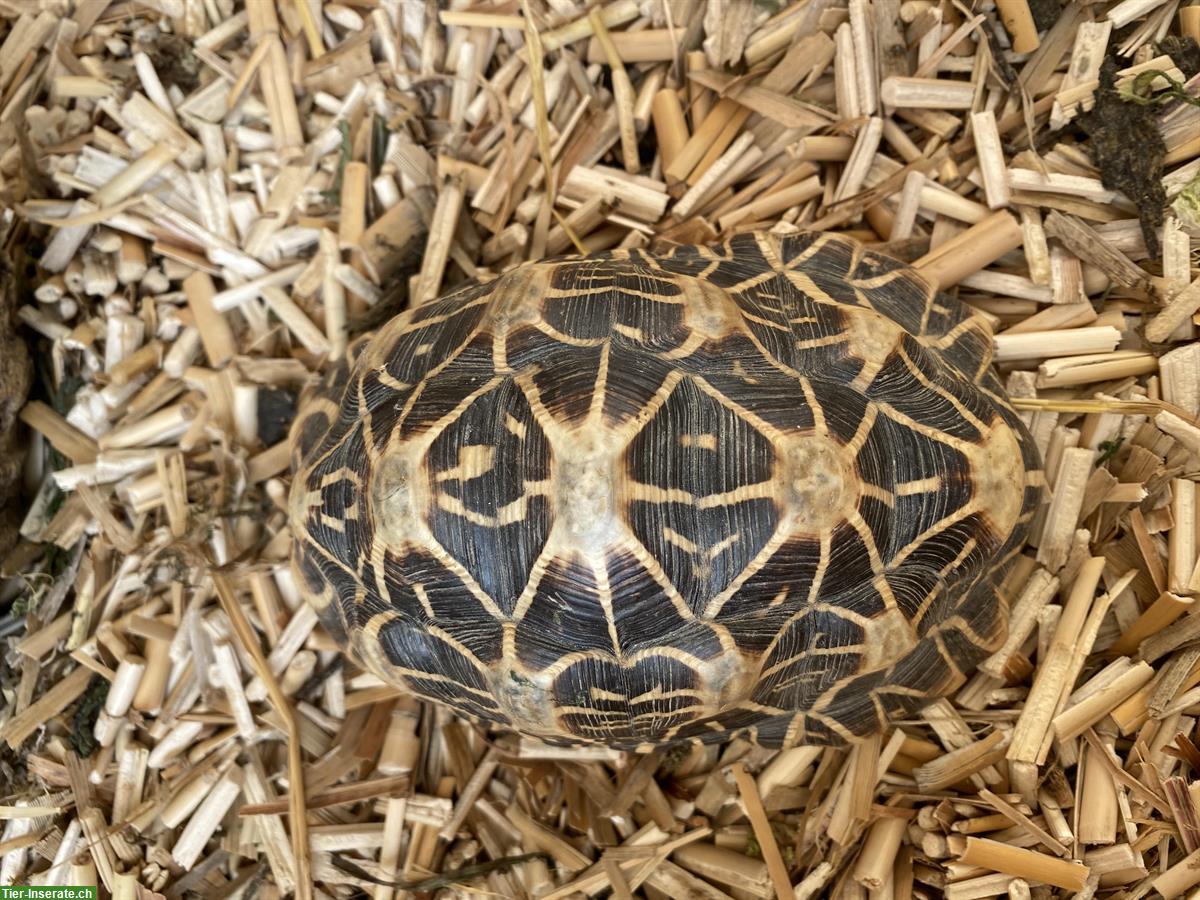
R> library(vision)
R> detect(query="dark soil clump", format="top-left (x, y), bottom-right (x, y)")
top-left (1160, 35), bottom-right (1200, 78)
top-left (0, 234), bottom-right (30, 561)
top-left (1027, 0), bottom-right (1064, 32)
top-left (144, 33), bottom-right (203, 94)
top-left (257, 387), bottom-right (298, 447)
top-left (69, 675), bottom-right (109, 758)
top-left (1078, 56), bottom-right (1167, 258)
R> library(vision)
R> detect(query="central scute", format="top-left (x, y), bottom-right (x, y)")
top-left (291, 234), bottom-right (1040, 749)
top-left (779, 435), bottom-right (852, 532)
top-left (553, 432), bottom-right (620, 546)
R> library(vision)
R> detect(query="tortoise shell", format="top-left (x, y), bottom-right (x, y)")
top-left (289, 232), bottom-right (1042, 750)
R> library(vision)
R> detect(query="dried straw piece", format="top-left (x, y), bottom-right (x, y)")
top-left (664, 98), bottom-right (742, 186)
top-left (794, 863), bottom-right (834, 900)
top-left (853, 815), bottom-right (908, 890)
top-left (1148, 274), bottom-right (1200, 343)
top-left (212, 572), bottom-right (312, 899)
top-left (996, 0), bottom-right (1041, 52)
top-left (829, 732), bottom-right (881, 843)
top-left (913, 730), bottom-right (1009, 793)
top-left (978, 568), bottom-right (1058, 680)
top-left (19, 402), bottom-right (98, 464)
top-left (795, 136), bottom-right (854, 162)
top-left (913, 211), bottom-right (1024, 289)
top-left (414, 174), bottom-right (465, 306)
top-left (672, 842), bottom-right (772, 898)
top-left (260, 287), bottom-right (330, 357)
top-left (1002, 550), bottom-right (1101, 781)
top-left (1157, 409), bottom-right (1200, 456)
top-left (1042, 211), bottom-right (1148, 291)
top-left (212, 263), bottom-right (307, 314)
top-left (835, 118), bottom-right (883, 203)
top-left (1109, 592), bottom-right (1194, 658)
top-left (183, 272), bottom-right (235, 369)
top-left (977, 789), bottom-right (1069, 857)
top-left (161, 758), bottom-right (232, 829)
top-left (319, 229), bottom-right (347, 360)
top-left (538, 0), bottom-right (638, 52)
top-left (960, 838), bottom-right (1089, 891)
top-left (994, 327), bottom-right (1122, 363)
top-left (171, 768), bottom-right (243, 870)
top-left (102, 654), bottom-right (145, 720)
top-left (132, 637), bottom-right (171, 713)
top-left (880, 77), bottom-right (976, 109)
top-left (1171, 478), bottom-right (1197, 595)
top-left (651, 89), bottom-right (689, 172)
top-left (359, 197), bottom-right (426, 284)
top-left (0, 666), bottom-right (92, 750)
top-left (588, 11), bottom-right (638, 175)
top-left (686, 50), bottom-right (712, 131)
top-left (731, 763), bottom-right (795, 900)
top-left (1037, 447), bottom-right (1095, 573)
top-left (506, 805), bottom-right (591, 872)
top-left (674, 134), bottom-right (756, 221)
top-left (718, 176), bottom-right (822, 231)
top-left (848, 0), bottom-right (878, 115)
top-left (560, 167), bottom-right (669, 222)
top-left (1153, 844), bottom-right (1200, 897)
top-left (91, 143), bottom-right (180, 208)
top-left (1053, 661), bottom-right (1155, 741)
top-left (971, 111), bottom-right (1009, 210)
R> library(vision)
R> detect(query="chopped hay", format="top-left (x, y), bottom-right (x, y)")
top-left (2, 1), bottom-right (1200, 898)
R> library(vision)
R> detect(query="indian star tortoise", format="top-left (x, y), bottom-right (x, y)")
top-left (289, 232), bottom-right (1043, 750)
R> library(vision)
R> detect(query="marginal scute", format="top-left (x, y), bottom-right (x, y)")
top-left (487, 264), bottom-right (552, 329)
top-left (679, 277), bottom-right (745, 341)
top-left (693, 648), bottom-right (756, 714)
top-left (838, 304), bottom-right (908, 387)
top-left (859, 607), bottom-right (919, 671)
top-left (289, 234), bottom-right (1043, 750)
top-left (495, 664), bottom-right (558, 733)
top-left (969, 417), bottom-right (1028, 543)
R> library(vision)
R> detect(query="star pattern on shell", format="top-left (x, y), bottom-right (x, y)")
top-left (289, 232), bottom-right (1043, 751)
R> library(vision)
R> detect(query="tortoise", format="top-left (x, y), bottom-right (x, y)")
top-left (289, 232), bottom-right (1042, 750)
